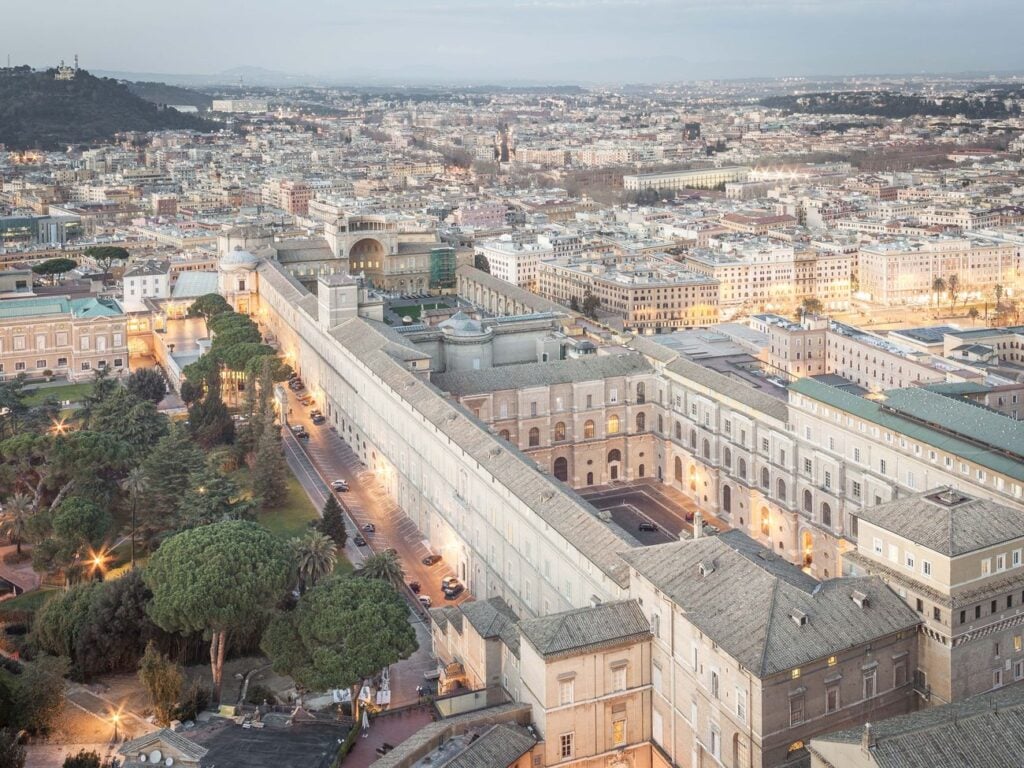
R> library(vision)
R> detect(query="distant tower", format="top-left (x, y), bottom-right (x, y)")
top-left (74, 54), bottom-right (79, 71)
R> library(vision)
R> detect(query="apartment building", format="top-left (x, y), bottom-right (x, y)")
top-left (683, 245), bottom-right (851, 317)
top-left (122, 259), bottom-right (171, 309)
top-left (624, 167), bottom-right (751, 193)
top-left (0, 295), bottom-right (128, 382)
top-left (857, 237), bottom-right (1021, 306)
top-left (623, 534), bottom-right (920, 768)
top-left (537, 257), bottom-right (719, 332)
top-left (845, 489), bottom-right (1024, 706)
top-left (477, 237), bottom-right (554, 291)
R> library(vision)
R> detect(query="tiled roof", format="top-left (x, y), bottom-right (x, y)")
top-left (432, 353), bottom-right (652, 396)
top-left (440, 724), bottom-right (536, 768)
top-left (809, 684), bottom-right (1024, 768)
top-left (459, 597), bottom-right (520, 656)
top-left (855, 488), bottom-right (1024, 556)
top-left (621, 538), bottom-right (919, 677)
top-left (519, 599), bottom-right (650, 659)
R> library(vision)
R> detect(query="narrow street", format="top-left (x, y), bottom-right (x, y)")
top-left (279, 389), bottom-right (456, 706)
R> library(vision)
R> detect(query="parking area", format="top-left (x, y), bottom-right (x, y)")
top-left (580, 479), bottom-right (724, 542)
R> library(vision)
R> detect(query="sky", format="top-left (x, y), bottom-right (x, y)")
top-left (3, 0), bottom-right (1023, 84)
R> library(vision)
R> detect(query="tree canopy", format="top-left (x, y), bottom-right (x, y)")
top-left (261, 576), bottom-right (417, 693)
top-left (31, 258), bottom-right (77, 278)
top-left (145, 520), bottom-right (291, 700)
top-left (84, 246), bottom-right (129, 274)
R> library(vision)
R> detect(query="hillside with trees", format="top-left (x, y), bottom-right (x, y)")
top-left (126, 80), bottom-right (214, 111)
top-left (0, 66), bottom-right (218, 149)
top-left (761, 90), bottom-right (1022, 120)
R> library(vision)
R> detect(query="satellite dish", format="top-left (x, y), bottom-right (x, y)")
top-left (138, 756), bottom-right (148, 764)
top-left (165, 759), bottom-right (175, 767)
top-left (149, 750), bottom-right (163, 763)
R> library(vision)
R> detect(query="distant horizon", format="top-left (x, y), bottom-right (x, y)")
top-left (4, 0), bottom-right (1022, 87)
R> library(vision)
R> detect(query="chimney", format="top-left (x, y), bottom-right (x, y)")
top-left (861, 722), bottom-right (876, 752)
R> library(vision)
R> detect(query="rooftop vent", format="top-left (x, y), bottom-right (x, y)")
top-left (698, 560), bottom-right (715, 577)
top-left (790, 609), bottom-right (808, 627)
top-left (927, 487), bottom-right (969, 507)
top-left (852, 590), bottom-right (870, 609)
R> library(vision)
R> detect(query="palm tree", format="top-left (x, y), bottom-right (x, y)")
top-left (931, 276), bottom-right (946, 308)
top-left (0, 493), bottom-right (32, 555)
top-left (121, 467), bottom-right (149, 569)
top-left (947, 274), bottom-right (960, 314)
top-left (357, 549), bottom-right (405, 588)
top-left (291, 531), bottom-right (337, 592)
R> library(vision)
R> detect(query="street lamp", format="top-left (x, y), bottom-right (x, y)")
top-left (111, 712), bottom-right (120, 743)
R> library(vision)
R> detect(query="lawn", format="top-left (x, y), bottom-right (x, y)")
top-left (391, 302), bottom-right (445, 321)
top-left (0, 587), bottom-right (56, 616)
top-left (22, 381), bottom-right (95, 406)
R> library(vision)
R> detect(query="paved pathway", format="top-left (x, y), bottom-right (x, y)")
top-left (281, 391), bottom-right (448, 707)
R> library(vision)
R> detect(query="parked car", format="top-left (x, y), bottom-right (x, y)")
top-left (312, 414), bottom-right (326, 425)
top-left (418, 595), bottom-right (432, 608)
top-left (421, 554), bottom-right (442, 566)
top-left (331, 479), bottom-right (349, 492)
top-left (638, 521), bottom-right (658, 532)
top-left (441, 576), bottom-right (460, 591)
top-left (443, 583), bottom-right (465, 600)
top-left (361, 523), bottom-right (375, 533)
top-left (353, 535), bottom-right (367, 546)
top-left (408, 581), bottom-right (421, 593)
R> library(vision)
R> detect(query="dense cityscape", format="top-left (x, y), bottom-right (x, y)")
top-left (1, 20), bottom-right (1024, 768)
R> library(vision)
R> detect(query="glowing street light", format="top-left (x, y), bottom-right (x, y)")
top-left (111, 711), bottom-right (121, 742)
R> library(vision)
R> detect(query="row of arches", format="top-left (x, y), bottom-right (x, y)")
top-left (505, 413), bottom-right (649, 447)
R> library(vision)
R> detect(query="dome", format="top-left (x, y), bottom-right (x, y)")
top-left (219, 246), bottom-right (259, 272)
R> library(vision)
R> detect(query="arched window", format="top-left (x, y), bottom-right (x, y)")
top-left (499, 429), bottom-right (510, 441)
top-left (723, 484), bottom-right (732, 513)
top-left (636, 412), bottom-right (646, 432)
top-left (528, 427), bottom-right (540, 447)
top-left (584, 420), bottom-right (595, 439)
top-left (553, 457), bottom-right (568, 481)
top-left (803, 489), bottom-right (812, 513)
top-left (821, 502), bottom-right (832, 528)
top-left (607, 414), bottom-right (620, 435)
top-left (586, 471), bottom-right (594, 486)
top-left (723, 447), bottom-right (732, 469)
top-left (738, 458), bottom-right (747, 479)
top-left (690, 429), bottom-right (697, 450)
top-left (638, 464), bottom-right (645, 478)
top-left (703, 439), bottom-right (711, 460)
top-left (608, 449), bottom-right (622, 464)
top-left (675, 422), bottom-right (682, 440)
top-left (777, 479), bottom-right (787, 500)
top-left (636, 382), bottom-right (645, 404)
top-left (674, 457), bottom-right (683, 482)
top-left (760, 507), bottom-right (771, 536)
top-left (761, 467), bottom-right (770, 489)
top-left (554, 421), bottom-right (566, 442)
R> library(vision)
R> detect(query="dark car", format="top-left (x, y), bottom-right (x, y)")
top-left (443, 583), bottom-right (465, 600)
top-left (353, 535), bottom-right (367, 546)
top-left (408, 581), bottom-right (421, 593)
top-left (312, 414), bottom-right (326, 425)
top-left (422, 554), bottom-right (442, 566)
top-left (362, 523), bottom-right (375, 533)
top-left (638, 521), bottom-right (658, 532)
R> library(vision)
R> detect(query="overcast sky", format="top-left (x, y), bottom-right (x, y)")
top-left (3, 0), bottom-right (1022, 83)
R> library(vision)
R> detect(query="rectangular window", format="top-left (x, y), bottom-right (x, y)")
top-left (982, 558), bottom-right (992, 576)
top-left (826, 686), bottom-right (840, 714)
top-left (922, 561), bottom-right (932, 577)
top-left (559, 733), bottom-right (574, 759)
top-left (612, 665), bottom-right (627, 693)
top-left (888, 544), bottom-right (899, 563)
top-left (824, 470), bottom-right (832, 489)
top-left (803, 458), bottom-right (812, 474)
top-left (612, 719), bottom-right (626, 747)
top-left (905, 552), bottom-right (915, 569)
top-left (789, 697), bottom-right (804, 726)
top-left (736, 688), bottom-right (747, 720)
top-left (559, 680), bottom-right (574, 706)
top-left (873, 538), bottom-right (883, 555)
top-left (880, 458), bottom-right (887, 475)
top-left (863, 669), bottom-right (877, 699)
top-left (852, 480), bottom-right (862, 498)
top-left (994, 669), bottom-right (1003, 689)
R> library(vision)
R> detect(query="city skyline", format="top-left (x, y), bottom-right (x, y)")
top-left (4, 0), bottom-right (1024, 85)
